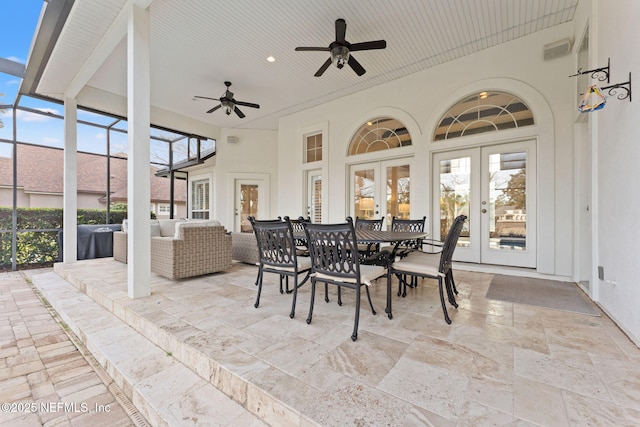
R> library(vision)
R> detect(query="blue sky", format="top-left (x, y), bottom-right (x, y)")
top-left (0, 2), bottom-right (200, 163)
top-left (1, 0), bottom-right (43, 103)
top-left (0, 1), bottom-right (126, 158)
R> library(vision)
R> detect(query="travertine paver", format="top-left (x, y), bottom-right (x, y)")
top-left (0, 271), bottom-right (139, 427)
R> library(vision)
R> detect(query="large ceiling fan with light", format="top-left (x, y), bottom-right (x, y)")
top-left (295, 18), bottom-right (387, 77)
top-left (194, 81), bottom-right (259, 118)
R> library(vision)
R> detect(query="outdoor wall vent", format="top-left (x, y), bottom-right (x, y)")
top-left (544, 38), bottom-right (572, 60)
top-left (227, 136), bottom-right (239, 144)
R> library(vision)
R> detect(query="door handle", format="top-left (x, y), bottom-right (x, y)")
top-left (481, 209), bottom-right (487, 213)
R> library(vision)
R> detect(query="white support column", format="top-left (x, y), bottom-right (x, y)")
top-left (63, 98), bottom-right (78, 263)
top-left (127, 2), bottom-right (151, 298)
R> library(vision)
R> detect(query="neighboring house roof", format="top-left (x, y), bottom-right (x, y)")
top-left (0, 144), bottom-right (186, 203)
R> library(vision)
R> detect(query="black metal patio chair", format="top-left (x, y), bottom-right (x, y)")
top-left (390, 215), bottom-right (467, 324)
top-left (303, 217), bottom-right (387, 341)
top-left (249, 216), bottom-right (311, 318)
top-left (354, 216), bottom-right (385, 258)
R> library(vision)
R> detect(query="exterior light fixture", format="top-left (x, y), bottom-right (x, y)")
top-left (479, 91), bottom-right (488, 99)
top-left (330, 46), bottom-right (350, 69)
top-left (267, 56), bottom-right (275, 62)
top-left (221, 100), bottom-right (234, 115)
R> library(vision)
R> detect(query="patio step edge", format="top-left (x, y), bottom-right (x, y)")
top-left (32, 270), bottom-right (265, 427)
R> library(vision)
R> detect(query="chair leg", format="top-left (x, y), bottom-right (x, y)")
top-left (290, 276), bottom-right (297, 319)
top-left (438, 276), bottom-right (452, 324)
top-left (352, 286), bottom-right (361, 341)
top-left (385, 270), bottom-right (393, 320)
top-left (254, 269), bottom-right (260, 286)
top-left (337, 286), bottom-right (343, 306)
top-left (448, 270), bottom-right (459, 295)
top-left (306, 280), bottom-right (316, 324)
top-left (324, 283), bottom-right (329, 303)
top-left (364, 286), bottom-right (376, 315)
top-left (279, 275), bottom-right (284, 294)
top-left (254, 270), bottom-right (264, 309)
top-left (445, 273), bottom-right (458, 308)
top-left (285, 275), bottom-right (292, 294)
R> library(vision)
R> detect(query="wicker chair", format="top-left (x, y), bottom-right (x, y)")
top-left (150, 221), bottom-right (232, 279)
top-left (303, 217), bottom-right (387, 341)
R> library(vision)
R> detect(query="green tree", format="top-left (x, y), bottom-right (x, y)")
top-left (496, 169), bottom-right (526, 209)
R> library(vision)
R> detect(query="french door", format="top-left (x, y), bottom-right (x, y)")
top-left (234, 179), bottom-right (262, 232)
top-left (305, 170), bottom-right (322, 223)
top-left (433, 140), bottom-right (536, 267)
top-left (350, 158), bottom-right (412, 230)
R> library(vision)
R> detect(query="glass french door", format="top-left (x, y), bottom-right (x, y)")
top-left (235, 180), bottom-right (261, 232)
top-left (351, 158), bottom-right (411, 230)
top-left (305, 170), bottom-right (322, 223)
top-left (433, 141), bottom-right (536, 267)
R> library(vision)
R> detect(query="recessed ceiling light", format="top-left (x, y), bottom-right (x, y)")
top-left (267, 56), bottom-right (276, 62)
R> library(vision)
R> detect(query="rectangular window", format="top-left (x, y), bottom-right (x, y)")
top-left (158, 204), bottom-right (175, 215)
top-left (191, 179), bottom-right (210, 219)
top-left (304, 133), bottom-right (322, 163)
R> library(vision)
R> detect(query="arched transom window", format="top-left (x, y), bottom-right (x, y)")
top-left (348, 117), bottom-right (412, 155)
top-left (434, 91), bottom-right (534, 141)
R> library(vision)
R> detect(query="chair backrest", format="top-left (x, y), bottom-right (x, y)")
top-left (290, 216), bottom-right (311, 231)
top-left (355, 217), bottom-right (384, 231)
top-left (303, 217), bottom-right (361, 281)
top-left (290, 216), bottom-right (311, 247)
top-left (248, 216), bottom-right (297, 268)
top-left (438, 215), bottom-right (467, 274)
top-left (391, 216), bottom-right (426, 233)
top-left (391, 216), bottom-right (427, 250)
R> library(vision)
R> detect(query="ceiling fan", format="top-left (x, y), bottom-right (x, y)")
top-left (295, 18), bottom-right (386, 77)
top-left (193, 81), bottom-right (259, 118)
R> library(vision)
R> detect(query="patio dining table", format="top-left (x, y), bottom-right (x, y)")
top-left (295, 229), bottom-right (429, 319)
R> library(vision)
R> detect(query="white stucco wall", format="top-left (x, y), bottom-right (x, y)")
top-left (278, 22), bottom-right (577, 278)
top-left (592, 0), bottom-right (640, 344)
top-left (190, 128), bottom-right (278, 230)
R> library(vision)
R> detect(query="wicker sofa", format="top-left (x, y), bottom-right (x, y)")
top-left (113, 219), bottom-right (232, 279)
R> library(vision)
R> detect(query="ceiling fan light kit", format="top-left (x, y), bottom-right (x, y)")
top-left (295, 18), bottom-right (387, 77)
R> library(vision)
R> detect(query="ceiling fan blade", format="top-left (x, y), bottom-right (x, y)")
top-left (295, 46), bottom-right (330, 51)
top-left (350, 40), bottom-right (387, 51)
top-left (234, 106), bottom-right (245, 118)
top-left (314, 58), bottom-right (333, 77)
top-left (348, 55), bottom-right (366, 76)
top-left (194, 95), bottom-right (220, 101)
top-left (206, 104), bottom-right (222, 114)
top-left (235, 100), bottom-right (260, 109)
top-left (335, 19), bottom-right (346, 44)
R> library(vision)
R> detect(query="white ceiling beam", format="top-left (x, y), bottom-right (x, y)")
top-left (65, 0), bottom-right (155, 98)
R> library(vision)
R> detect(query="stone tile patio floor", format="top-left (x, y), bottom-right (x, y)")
top-left (0, 270), bottom-right (139, 426)
top-left (3, 258), bottom-right (640, 426)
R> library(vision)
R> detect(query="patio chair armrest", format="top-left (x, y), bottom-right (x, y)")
top-left (421, 239), bottom-right (444, 254)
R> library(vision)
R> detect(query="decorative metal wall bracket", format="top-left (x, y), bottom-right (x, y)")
top-left (569, 57), bottom-right (610, 83)
top-left (600, 72), bottom-right (632, 102)
top-left (570, 58), bottom-right (632, 102)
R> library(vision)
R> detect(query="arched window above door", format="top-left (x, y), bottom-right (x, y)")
top-left (348, 117), bottom-right (412, 155)
top-left (434, 91), bottom-right (534, 141)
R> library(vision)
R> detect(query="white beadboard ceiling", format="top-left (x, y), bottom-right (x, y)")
top-left (33, 0), bottom-right (579, 130)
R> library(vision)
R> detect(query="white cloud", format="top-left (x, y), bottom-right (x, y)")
top-left (95, 132), bottom-right (105, 140)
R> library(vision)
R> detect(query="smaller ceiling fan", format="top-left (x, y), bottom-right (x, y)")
top-left (194, 81), bottom-right (259, 118)
top-left (295, 18), bottom-right (387, 77)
